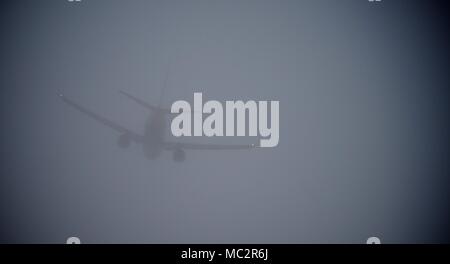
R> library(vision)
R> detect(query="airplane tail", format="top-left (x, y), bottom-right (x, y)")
top-left (119, 90), bottom-right (170, 113)
top-left (159, 63), bottom-right (170, 108)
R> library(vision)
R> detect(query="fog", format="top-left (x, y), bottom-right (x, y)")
top-left (0, 0), bottom-right (449, 243)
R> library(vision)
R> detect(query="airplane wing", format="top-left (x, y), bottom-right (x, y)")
top-left (57, 91), bottom-right (144, 142)
top-left (119, 90), bottom-right (170, 113)
top-left (164, 141), bottom-right (257, 150)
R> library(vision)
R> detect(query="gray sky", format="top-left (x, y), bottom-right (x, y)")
top-left (0, 0), bottom-right (449, 243)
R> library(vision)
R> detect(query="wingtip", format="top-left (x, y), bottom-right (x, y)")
top-left (56, 89), bottom-right (64, 98)
top-left (119, 90), bottom-right (132, 98)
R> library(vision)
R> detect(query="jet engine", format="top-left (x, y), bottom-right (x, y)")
top-left (117, 133), bottom-right (131, 149)
top-left (173, 147), bottom-right (186, 162)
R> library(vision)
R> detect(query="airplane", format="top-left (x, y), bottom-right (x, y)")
top-left (56, 89), bottom-right (256, 162)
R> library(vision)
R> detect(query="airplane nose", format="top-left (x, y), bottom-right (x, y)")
top-left (144, 145), bottom-right (162, 160)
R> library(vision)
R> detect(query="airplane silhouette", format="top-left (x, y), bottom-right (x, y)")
top-left (57, 89), bottom-right (256, 162)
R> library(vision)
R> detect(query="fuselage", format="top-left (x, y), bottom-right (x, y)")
top-left (143, 110), bottom-right (166, 159)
